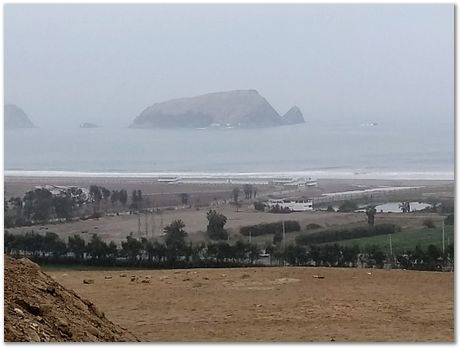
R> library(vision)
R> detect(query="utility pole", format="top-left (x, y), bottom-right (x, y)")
top-left (389, 233), bottom-right (393, 258)
top-left (249, 230), bottom-right (252, 244)
top-left (138, 214), bottom-right (141, 237)
top-left (282, 220), bottom-right (286, 250)
top-left (282, 220), bottom-right (286, 266)
top-left (160, 211), bottom-right (163, 233)
top-left (145, 212), bottom-right (148, 237)
top-left (442, 219), bottom-right (445, 254)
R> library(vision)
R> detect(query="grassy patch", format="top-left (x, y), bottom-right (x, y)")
top-left (336, 225), bottom-right (454, 254)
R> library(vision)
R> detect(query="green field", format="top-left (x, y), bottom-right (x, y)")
top-left (336, 225), bottom-right (454, 254)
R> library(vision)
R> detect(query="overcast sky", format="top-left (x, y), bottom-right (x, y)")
top-left (5, 4), bottom-right (454, 128)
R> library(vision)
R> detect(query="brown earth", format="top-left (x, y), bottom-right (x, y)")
top-left (4, 256), bottom-right (138, 342)
top-left (49, 266), bottom-right (454, 342)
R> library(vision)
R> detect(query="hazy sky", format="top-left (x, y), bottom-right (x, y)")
top-left (5, 4), bottom-right (454, 128)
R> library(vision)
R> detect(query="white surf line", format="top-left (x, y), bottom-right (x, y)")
top-left (4, 170), bottom-right (454, 181)
top-left (321, 186), bottom-right (423, 197)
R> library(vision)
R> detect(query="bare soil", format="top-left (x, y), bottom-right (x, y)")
top-left (48, 266), bottom-right (454, 342)
top-left (4, 256), bottom-right (137, 342)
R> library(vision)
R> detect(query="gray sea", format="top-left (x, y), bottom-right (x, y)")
top-left (4, 122), bottom-right (454, 179)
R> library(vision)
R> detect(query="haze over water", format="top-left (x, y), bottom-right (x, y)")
top-left (5, 121), bottom-right (453, 179)
top-left (4, 4), bottom-right (454, 180)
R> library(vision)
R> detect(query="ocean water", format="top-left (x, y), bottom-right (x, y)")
top-left (4, 123), bottom-right (454, 179)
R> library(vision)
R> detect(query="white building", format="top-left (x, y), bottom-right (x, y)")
top-left (266, 199), bottom-right (313, 212)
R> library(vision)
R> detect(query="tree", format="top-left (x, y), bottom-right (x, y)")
top-left (273, 231), bottom-right (283, 245)
top-left (137, 190), bottom-right (143, 209)
top-left (111, 190), bottom-right (119, 204)
top-left (426, 244), bottom-right (441, 261)
top-left (130, 190), bottom-right (138, 211)
top-left (254, 201), bottom-right (265, 211)
top-left (232, 187), bottom-right (240, 211)
top-left (399, 202), bottom-right (411, 213)
top-left (141, 238), bottom-right (155, 262)
top-left (68, 234), bottom-right (86, 259)
top-left (23, 188), bottom-right (54, 223)
top-left (121, 234), bottom-right (143, 261)
top-left (130, 189), bottom-right (143, 211)
top-left (284, 244), bottom-right (307, 265)
top-left (233, 240), bottom-right (249, 262)
top-left (164, 220), bottom-right (188, 262)
top-left (365, 206), bottom-right (376, 227)
top-left (366, 244), bottom-right (386, 268)
top-left (206, 209), bottom-right (228, 240)
top-left (53, 195), bottom-right (74, 221)
top-left (42, 232), bottom-right (67, 257)
top-left (445, 213), bottom-right (454, 226)
top-left (338, 200), bottom-right (358, 213)
top-left (89, 185), bottom-right (103, 214)
top-left (248, 243), bottom-right (261, 264)
top-left (190, 242), bottom-right (206, 263)
top-left (119, 189), bottom-right (128, 208)
top-left (179, 193), bottom-right (190, 206)
top-left (243, 184), bottom-right (254, 200)
top-left (101, 187), bottom-right (111, 211)
top-left (4, 231), bottom-right (15, 254)
top-left (7, 197), bottom-right (25, 226)
top-left (87, 234), bottom-right (109, 259)
top-left (446, 243), bottom-right (454, 262)
top-left (309, 245), bottom-right (321, 266)
top-left (107, 241), bottom-right (118, 259)
top-left (341, 245), bottom-right (360, 267)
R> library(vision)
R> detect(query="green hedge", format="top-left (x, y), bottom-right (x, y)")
top-left (296, 223), bottom-right (400, 245)
top-left (240, 220), bottom-right (300, 237)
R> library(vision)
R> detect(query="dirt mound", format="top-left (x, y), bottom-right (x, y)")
top-left (4, 256), bottom-right (138, 342)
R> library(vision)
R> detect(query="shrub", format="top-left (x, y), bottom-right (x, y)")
top-left (374, 223), bottom-right (401, 234)
top-left (306, 223), bottom-right (322, 230)
top-left (269, 205), bottom-right (292, 214)
top-left (254, 202), bottom-right (265, 212)
top-left (295, 224), bottom-right (400, 245)
top-left (423, 219), bottom-right (435, 229)
top-left (445, 213), bottom-right (454, 226)
top-left (338, 201), bottom-right (358, 213)
top-left (240, 220), bottom-right (300, 237)
top-left (326, 205), bottom-right (335, 212)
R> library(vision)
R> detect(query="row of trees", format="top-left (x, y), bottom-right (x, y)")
top-left (5, 182), bottom-right (256, 229)
top-left (5, 217), bottom-right (454, 271)
top-left (4, 186), bottom-right (140, 228)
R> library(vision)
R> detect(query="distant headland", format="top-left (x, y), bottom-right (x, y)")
top-left (5, 104), bottom-right (35, 129)
top-left (130, 89), bottom-right (305, 129)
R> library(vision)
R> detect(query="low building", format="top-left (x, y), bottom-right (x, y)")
top-left (266, 199), bottom-right (313, 212)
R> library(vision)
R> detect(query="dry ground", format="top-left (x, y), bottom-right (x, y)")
top-left (7, 207), bottom-right (370, 244)
top-left (7, 205), bottom-right (443, 245)
top-left (48, 266), bottom-right (454, 342)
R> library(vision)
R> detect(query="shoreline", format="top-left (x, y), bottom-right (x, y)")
top-left (4, 170), bottom-right (455, 181)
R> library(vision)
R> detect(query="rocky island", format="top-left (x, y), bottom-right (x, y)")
top-left (130, 89), bottom-right (305, 129)
top-left (80, 122), bottom-right (99, 129)
top-left (5, 104), bottom-right (35, 129)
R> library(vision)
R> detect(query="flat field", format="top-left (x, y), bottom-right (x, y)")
top-left (337, 225), bottom-right (454, 253)
top-left (48, 266), bottom-right (454, 342)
